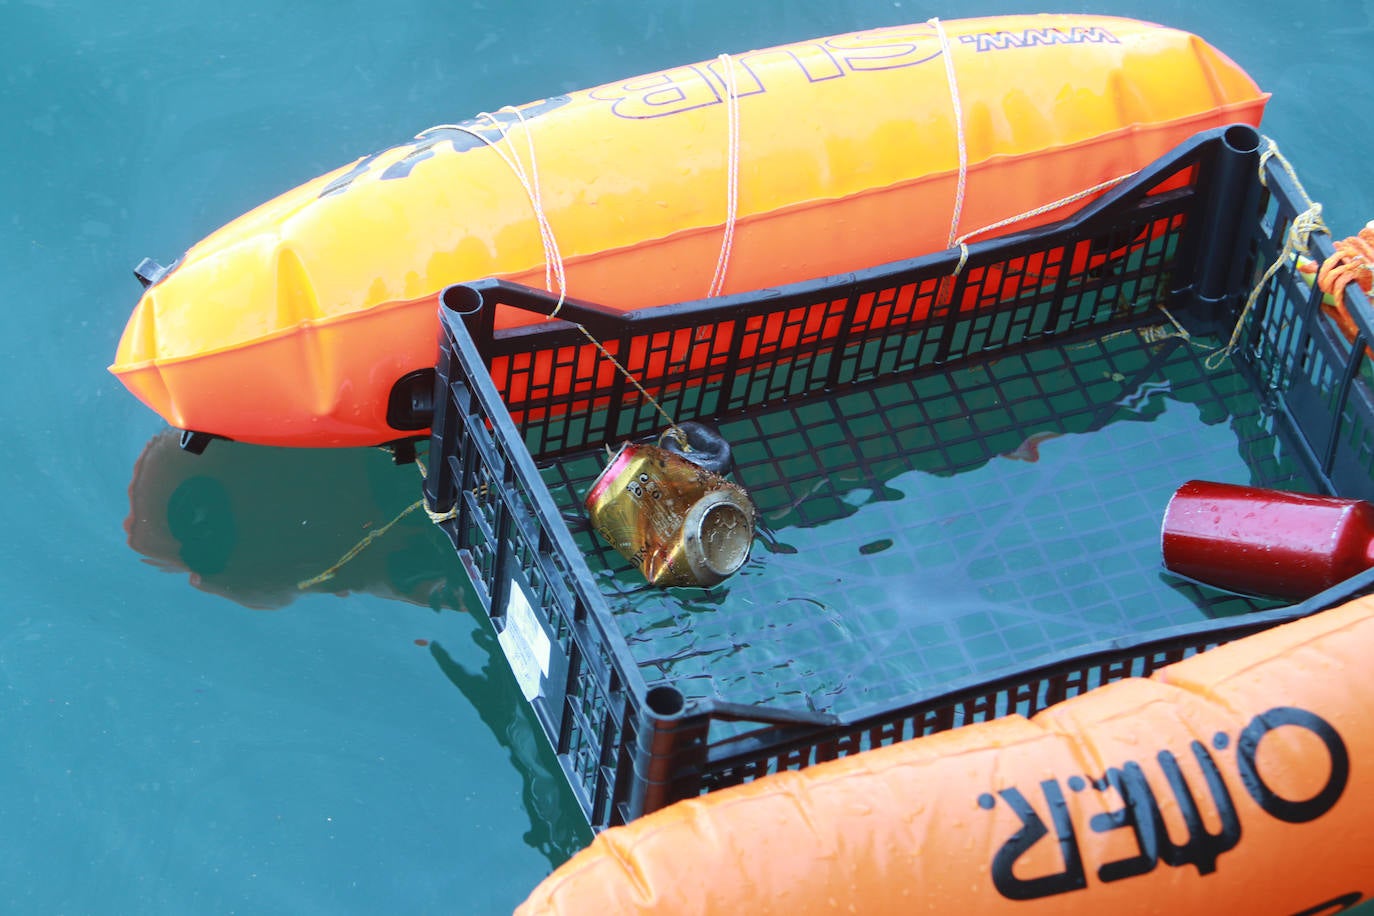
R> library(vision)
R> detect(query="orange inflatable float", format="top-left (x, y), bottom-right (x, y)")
top-left (518, 596), bottom-right (1374, 915)
top-left (110, 14), bottom-right (1267, 448)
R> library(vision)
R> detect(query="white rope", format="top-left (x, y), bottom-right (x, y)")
top-left (419, 111), bottom-right (568, 313)
top-left (707, 53), bottom-right (742, 298)
top-left (947, 170), bottom-right (1137, 276)
top-left (415, 113), bottom-right (680, 431)
top-left (508, 107), bottom-right (560, 299)
top-left (929, 17), bottom-right (967, 249)
top-left (926, 18), bottom-right (1140, 283)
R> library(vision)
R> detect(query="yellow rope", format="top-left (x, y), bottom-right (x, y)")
top-left (296, 451), bottom-right (458, 591)
top-left (1204, 202), bottom-right (1326, 370)
top-left (1154, 303), bottom-right (1208, 348)
top-left (1258, 136), bottom-right (1313, 200)
top-left (415, 455), bottom-right (459, 524)
top-left (933, 134), bottom-right (1327, 370)
top-left (1204, 137), bottom-right (1327, 370)
top-left (296, 497), bottom-right (425, 590)
top-left (571, 326), bottom-right (680, 435)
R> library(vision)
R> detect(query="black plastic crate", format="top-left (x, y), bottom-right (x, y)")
top-left (423, 124), bottom-right (1374, 831)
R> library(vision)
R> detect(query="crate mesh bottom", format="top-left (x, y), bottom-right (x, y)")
top-left (537, 318), bottom-right (1311, 719)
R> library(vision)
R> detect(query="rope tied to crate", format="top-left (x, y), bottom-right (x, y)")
top-left (1257, 138), bottom-right (1374, 353)
top-left (947, 173), bottom-right (1138, 280)
top-left (1203, 138), bottom-right (1327, 370)
top-left (419, 465), bottom-right (463, 526)
top-left (419, 109), bottom-right (683, 439)
top-left (926, 19), bottom-right (1141, 288)
top-left (298, 83), bottom-right (761, 590)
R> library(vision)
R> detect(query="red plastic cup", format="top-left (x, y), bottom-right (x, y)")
top-left (1161, 480), bottom-right (1374, 601)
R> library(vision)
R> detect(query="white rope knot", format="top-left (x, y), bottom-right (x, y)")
top-left (423, 500), bottom-right (460, 525)
top-left (1290, 203), bottom-right (1328, 252)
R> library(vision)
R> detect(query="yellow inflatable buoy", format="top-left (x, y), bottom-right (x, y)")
top-left (110, 15), bottom-right (1267, 447)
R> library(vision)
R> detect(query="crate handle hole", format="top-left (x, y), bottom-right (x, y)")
top-left (1222, 124), bottom-right (1260, 156)
top-left (441, 284), bottom-right (484, 316)
top-left (646, 684), bottom-right (687, 718)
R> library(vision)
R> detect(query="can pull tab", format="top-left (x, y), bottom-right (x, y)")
top-left (585, 429), bottom-right (755, 588)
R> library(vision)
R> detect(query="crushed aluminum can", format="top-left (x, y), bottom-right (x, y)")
top-left (585, 440), bottom-right (755, 588)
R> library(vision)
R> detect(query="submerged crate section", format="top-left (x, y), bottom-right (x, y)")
top-left (423, 125), bottom-right (1374, 830)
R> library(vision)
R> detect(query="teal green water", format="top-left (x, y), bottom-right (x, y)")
top-left (6, 0), bottom-right (1374, 912)
top-left (557, 329), bottom-right (1298, 718)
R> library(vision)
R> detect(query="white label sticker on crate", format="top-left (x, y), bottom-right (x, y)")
top-left (498, 581), bottom-right (551, 702)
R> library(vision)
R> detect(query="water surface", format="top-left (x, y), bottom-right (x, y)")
top-left (5, 0), bottom-right (1374, 911)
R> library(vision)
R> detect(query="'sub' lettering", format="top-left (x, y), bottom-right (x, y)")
top-left (821, 27), bottom-right (941, 72)
top-left (317, 96), bottom-right (572, 197)
top-left (589, 67), bottom-right (722, 120)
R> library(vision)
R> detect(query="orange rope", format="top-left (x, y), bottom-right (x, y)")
top-left (1316, 227), bottom-right (1374, 343)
